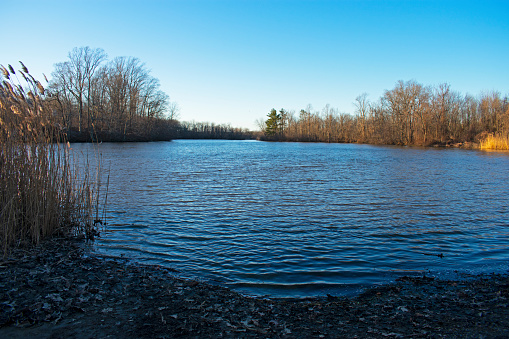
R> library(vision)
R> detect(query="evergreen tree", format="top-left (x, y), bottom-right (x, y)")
top-left (265, 108), bottom-right (281, 138)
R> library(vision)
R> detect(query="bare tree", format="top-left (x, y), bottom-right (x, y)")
top-left (49, 47), bottom-right (173, 141)
top-left (255, 118), bottom-right (266, 131)
top-left (50, 47), bottom-right (106, 135)
top-left (354, 93), bottom-right (369, 142)
top-left (82, 47), bottom-right (107, 136)
top-left (168, 101), bottom-right (180, 120)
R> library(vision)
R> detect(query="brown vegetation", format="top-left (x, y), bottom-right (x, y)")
top-left (49, 47), bottom-right (176, 142)
top-left (262, 80), bottom-right (509, 148)
top-left (176, 121), bottom-right (255, 140)
top-left (480, 133), bottom-right (509, 150)
top-left (0, 62), bottom-right (100, 254)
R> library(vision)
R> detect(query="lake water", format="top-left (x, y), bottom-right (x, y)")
top-left (74, 140), bottom-right (509, 297)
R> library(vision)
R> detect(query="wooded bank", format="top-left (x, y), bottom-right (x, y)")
top-left (262, 80), bottom-right (509, 149)
top-left (48, 47), bottom-right (175, 142)
top-left (44, 47), bottom-right (254, 142)
top-left (5, 47), bottom-right (508, 146)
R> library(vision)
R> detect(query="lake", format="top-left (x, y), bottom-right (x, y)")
top-left (74, 140), bottom-right (509, 297)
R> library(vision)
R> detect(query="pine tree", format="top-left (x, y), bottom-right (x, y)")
top-left (264, 108), bottom-right (281, 138)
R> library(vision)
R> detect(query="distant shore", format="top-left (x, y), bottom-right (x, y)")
top-left (1, 236), bottom-right (508, 338)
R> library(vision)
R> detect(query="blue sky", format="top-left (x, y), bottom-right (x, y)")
top-left (2, 0), bottom-right (508, 130)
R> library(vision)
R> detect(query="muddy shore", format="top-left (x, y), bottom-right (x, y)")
top-left (1, 237), bottom-right (508, 338)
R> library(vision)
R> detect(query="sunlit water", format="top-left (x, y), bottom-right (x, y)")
top-left (74, 140), bottom-right (509, 297)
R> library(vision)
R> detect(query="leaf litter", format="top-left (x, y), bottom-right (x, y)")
top-left (0, 236), bottom-right (508, 338)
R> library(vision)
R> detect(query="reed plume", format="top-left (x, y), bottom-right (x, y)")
top-left (1, 62), bottom-right (100, 254)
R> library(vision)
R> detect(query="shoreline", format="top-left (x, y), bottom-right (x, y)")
top-left (1, 237), bottom-right (508, 338)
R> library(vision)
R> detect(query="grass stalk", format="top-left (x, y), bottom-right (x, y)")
top-left (480, 133), bottom-right (509, 150)
top-left (1, 62), bottom-right (101, 254)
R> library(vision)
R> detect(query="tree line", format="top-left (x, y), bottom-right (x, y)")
top-left (48, 47), bottom-right (178, 142)
top-left (45, 46), bottom-right (257, 142)
top-left (262, 80), bottom-right (509, 147)
top-left (176, 121), bottom-right (254, 140)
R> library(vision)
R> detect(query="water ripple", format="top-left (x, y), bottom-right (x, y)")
top-left (74, 140), bottom-right (509, 297)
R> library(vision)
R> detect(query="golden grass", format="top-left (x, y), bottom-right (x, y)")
top-left (480, 133), bottom-right (509, 150)
top-left (1, 62), bottom-right (100, 254)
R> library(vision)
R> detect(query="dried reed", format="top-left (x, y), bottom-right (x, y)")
top-left (480, 133), bottom-right (509, 150)
top-left (1, 62), bottom-right (101, 254)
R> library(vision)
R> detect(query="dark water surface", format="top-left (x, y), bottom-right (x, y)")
top-left (75, 140), bottom-right (509, 297)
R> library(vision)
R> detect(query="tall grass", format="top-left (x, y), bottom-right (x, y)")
top-left (480, 133), bottom-right (509, 150)
top-left (1, 62), bottom-right (100, 254)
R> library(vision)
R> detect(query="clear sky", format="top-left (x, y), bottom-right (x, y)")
top-left (2, 0), bottom-right (508, 130)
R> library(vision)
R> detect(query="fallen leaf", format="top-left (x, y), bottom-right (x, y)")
top-left (397, 306), bottom-right (409, 312)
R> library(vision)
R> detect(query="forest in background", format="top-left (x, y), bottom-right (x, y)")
top-left (176, 121), bottom-right (254, 140)
top-left (36, 47), bottom-right (251, 142)
top-left (48, 47), bottom-right (176, 142)
top-left (3, 46), bottom-right (508, 146)
top-left (262, 80), bottom-right (509, 149)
